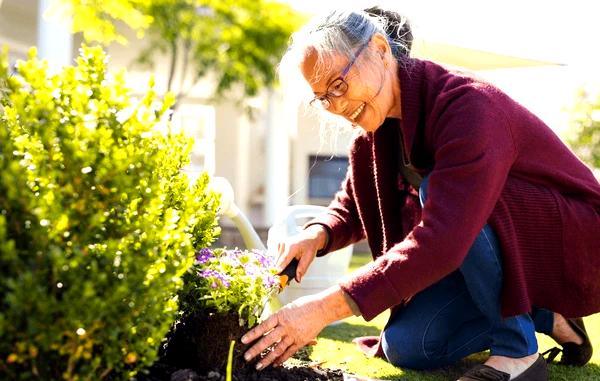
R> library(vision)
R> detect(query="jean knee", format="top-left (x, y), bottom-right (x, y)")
top-left (381, 325), bottom-right (448, 370)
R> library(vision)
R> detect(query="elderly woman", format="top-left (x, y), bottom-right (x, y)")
top-left (241, 7), bottom-right (600, 381)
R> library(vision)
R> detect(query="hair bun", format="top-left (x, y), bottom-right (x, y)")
top-left (364, 6), bottom-right (413, 57)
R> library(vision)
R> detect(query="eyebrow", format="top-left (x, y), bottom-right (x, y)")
top-left (312, 41), bottom-right (368, 95)
top-left (312, 72), bottom-right (339, 96)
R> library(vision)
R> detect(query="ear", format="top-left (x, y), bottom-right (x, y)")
top-left (370, 33), bottom-right (390, 59)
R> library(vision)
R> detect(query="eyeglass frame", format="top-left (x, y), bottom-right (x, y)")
top-left (309, 41), bottom-right (370, 110)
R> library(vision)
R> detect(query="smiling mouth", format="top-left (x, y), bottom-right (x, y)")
top-left (349, 103), bottom-right (366, 122)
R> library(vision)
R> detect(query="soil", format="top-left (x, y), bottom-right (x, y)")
top-left (136, 310), bottom-right (344, 381)
top-left (159, 311), bottom-right (251, 373)
top-left (138, 363), bottom-right (344, 381)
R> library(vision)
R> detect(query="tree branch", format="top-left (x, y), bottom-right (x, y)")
top-left (177, 39), bottom-right (192, 96)
top-left (172, 74), bottom-right (202, 111)
top-left (166, 40), bottom-right (178, 93)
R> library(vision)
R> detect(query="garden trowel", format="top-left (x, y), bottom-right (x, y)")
top-left (262, 258), bottom-right (299, 315)
top-left (277, 257), bottom-right (300, 290)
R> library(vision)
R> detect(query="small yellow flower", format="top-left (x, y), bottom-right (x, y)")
top-left (125, 352), bottom-right (138, 364)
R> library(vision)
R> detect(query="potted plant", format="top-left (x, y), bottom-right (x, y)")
top-left (142, 246), bottom-right (349, 381)
top-left (159, 247), bottom-right (280, 374)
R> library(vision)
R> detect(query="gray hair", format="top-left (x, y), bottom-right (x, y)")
top-left (279, 9), bottom-right (412, 88)
top-left (278, 8), bottom-right (412, 148)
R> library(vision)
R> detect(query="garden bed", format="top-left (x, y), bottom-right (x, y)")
top-left (139, 363), bottom-right (345, 381)
top-left (137, 309), bottom-right (346, 381)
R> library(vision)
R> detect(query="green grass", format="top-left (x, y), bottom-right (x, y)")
top-left (307, 252), bottom-right (600, 380)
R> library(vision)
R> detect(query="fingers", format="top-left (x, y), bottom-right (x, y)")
top-left (255, 336), bottom-right (294, 370)
top-left (296, 251), bottom-right (315, 283)
top-left (275, 244), bottom-right (295, 273)
top-left (273, 343), bottom-right (301, 367)
top-left (241, 316), bottom-right (277, 347)
top-left (243, 325), bottom-right (285, 363)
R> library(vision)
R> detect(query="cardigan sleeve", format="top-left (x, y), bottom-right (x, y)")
top-left (340, 88), bottom-right (518, 320)
top-left (305, 166), bottom-right (365, 255)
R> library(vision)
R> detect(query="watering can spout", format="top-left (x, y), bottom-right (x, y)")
top-left (209, 176), bottom-right (266, 251)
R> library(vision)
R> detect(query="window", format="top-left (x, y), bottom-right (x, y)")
top-left (308, 155), bottom-right (349, 201)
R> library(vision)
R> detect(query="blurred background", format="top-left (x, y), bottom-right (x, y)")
top-left (1, 0), bottom-right (599, 250)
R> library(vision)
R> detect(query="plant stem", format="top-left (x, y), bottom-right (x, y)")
top-left (226, 340), bottom-right (235, 381)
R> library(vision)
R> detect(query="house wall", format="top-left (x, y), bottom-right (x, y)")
top-left (0, 0), bottom-right (39, 59)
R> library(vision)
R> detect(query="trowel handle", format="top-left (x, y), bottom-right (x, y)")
top-left (278, 258), bottom-right (299, 288)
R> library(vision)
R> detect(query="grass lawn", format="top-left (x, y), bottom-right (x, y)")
top-left (308, 252), bottom-right (600, 380)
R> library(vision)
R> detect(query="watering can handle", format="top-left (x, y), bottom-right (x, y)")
top-left (283, 205), bottom-right (328, 236)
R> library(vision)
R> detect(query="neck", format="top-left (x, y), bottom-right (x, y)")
top-left (387, 59), bottom-right (402, 119)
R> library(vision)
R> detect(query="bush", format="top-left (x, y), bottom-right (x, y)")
top-left (568, 89), bottom-right (600, 171)
top-left (0, 46), bottom-right (220, 380)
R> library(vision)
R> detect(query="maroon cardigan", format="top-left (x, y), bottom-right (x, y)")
top-left (307, 59), bottom-right (600, 321)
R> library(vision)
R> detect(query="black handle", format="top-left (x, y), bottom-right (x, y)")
top-left (278, 258), bottom-right (299, 288)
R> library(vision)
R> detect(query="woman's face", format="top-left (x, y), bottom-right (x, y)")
top-left (300, 34), bottom-right (400, 132)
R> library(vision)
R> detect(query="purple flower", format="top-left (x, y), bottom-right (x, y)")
top-left (243, 263), bottom-right (258, 276)
top-left (222, 256), bottom-right (240, 267)
top-left (250, 249), bottom-right (275, 268)
top-left (196, 248), bottom-right (214, 264)
top-left (263, 275), bottom-right (277, 288)
top-left (217, 248), bottom-right (242, 266)
top-left (198, 269), bottom-right (230, 288)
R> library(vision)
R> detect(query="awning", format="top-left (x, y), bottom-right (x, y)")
top-left (412, 39), bottom-right (564, 70)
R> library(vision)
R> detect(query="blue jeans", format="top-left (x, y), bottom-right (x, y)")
top-left (381, 177), bottom-right (555, 370)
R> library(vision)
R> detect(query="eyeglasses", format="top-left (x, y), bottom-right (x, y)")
top-left (309, 42), bottom-right (369, 110)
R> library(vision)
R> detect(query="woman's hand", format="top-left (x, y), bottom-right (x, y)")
top-left (274, 225), bottom-right (328, 282)
top-left (241, 285), bottom-right (358, 370)
top-left (241, 294), bottom-right (326, 369)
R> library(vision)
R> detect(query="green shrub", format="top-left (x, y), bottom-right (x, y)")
top-left (567, 89), bottom-right (600, 170)
top-left (0, 46), bottom-right (220, 380)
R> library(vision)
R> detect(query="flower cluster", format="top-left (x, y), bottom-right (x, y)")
top-left (179, 248), bottom-right (280, 327)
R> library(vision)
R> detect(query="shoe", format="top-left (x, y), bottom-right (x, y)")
top-left (542, 317), bottom-right (593, 366)
top-left (458, 355), bottom-right (547, 381)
